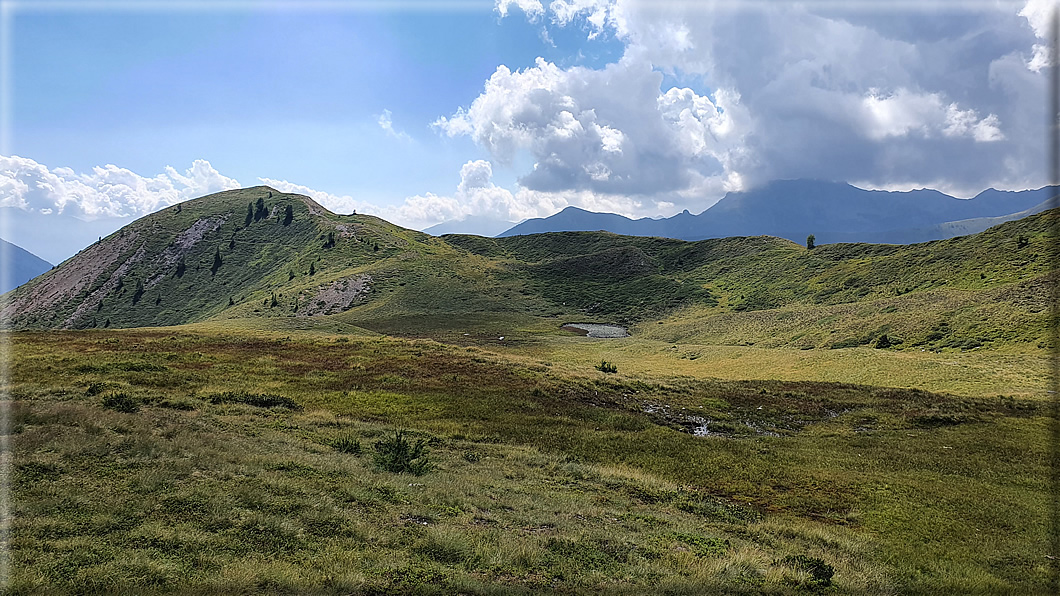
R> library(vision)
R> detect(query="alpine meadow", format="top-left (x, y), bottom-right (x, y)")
top-left (5, 1), bottom-right (1060, 593)
top-left (4, 186), bottom-right (1054, 594)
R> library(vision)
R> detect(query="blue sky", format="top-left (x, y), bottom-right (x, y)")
top-left (0, 0), bottom-right (1052, 263)
top-left (12, 6), bottom-right (620, 199)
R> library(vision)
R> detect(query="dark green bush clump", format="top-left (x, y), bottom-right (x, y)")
top-left (101, 392), bottom-right (139, 413)
top-left (373, 431), bottom-right (431, 475)
top-left (782, 554), bottom-right (834, 588)
top-left (333, 433), bottom-right (362, 455)
top-left (207, 391), bottom-right (302, 410)
top-left (596, 360), bottom-right (618, 374)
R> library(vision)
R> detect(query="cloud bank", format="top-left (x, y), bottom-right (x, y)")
top-left (0, 155), bottom-right (240, 220)
top-left (0, 155), bottom-right (554, 233)
top-left (434, 0), bottom-right (1050, 215)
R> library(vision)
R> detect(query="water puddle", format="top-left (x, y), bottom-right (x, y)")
top-left (561, 323), bottom-right (629, 338)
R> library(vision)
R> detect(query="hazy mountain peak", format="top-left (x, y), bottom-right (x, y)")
top-left (499, 179), bottom-right (1056, 244)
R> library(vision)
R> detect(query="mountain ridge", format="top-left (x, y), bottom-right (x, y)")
top-left (497, 179), bottom-right (1058, 244)
top-left (3, 185), bottom-right (1053, 353)
top-left (0, 238), bottom-right (52, 294)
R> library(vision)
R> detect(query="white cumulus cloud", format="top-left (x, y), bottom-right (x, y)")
top-left (860, 88), bottom-right (1003, 142)
top-left (460, 0), bottom-right (1047, 204)
top-left (256, 177), bottom-right (371, 215)
top-left (394, 159), bottom-right (562, 229)
top-left (496, 0), bottom-right (544, 20)
top-left (376, 108), bottom-right (412, 141)
top-left (1019, 0), bottom-right (1055, 71)
top-left (263, 160), bottom-right (565, 231)
top-left (0, 155), bottom-right (240, 220)
top-left (433, 56), bottom-right (735, 202)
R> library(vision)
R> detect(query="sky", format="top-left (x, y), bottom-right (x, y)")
top-left (0, 0), bottom-right (1054, 263)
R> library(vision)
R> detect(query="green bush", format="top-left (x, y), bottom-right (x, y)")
top-left (782, 554), bottom-right (834, 588)
top-left (596, 360), bottom-right (618, 374)
top-left (333, 433), bottom-right (362, 455)
top-left (101, 392), bottom-right (139, 413)
top-left (206, 391), bottom-right (302, 410)
top-left (373, 431), bottom-right (431, 475)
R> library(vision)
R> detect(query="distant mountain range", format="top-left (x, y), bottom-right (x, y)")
top-left (423, 215), bottom-right (517, 237)
top-left (1, 238), bottom-right (52, 294)
top-left (0, 206), bottom-right (134, 265)
top-left (496, 179), bottom-right (1058, 244)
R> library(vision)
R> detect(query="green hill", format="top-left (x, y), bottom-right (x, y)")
top-left (4, 186), bottom-right (1053, 351)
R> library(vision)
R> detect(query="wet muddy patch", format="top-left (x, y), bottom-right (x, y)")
top-left (640, 399), bottom-right (843, 438)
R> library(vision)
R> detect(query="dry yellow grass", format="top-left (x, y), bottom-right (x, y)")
top-left (505, 336), bottom-right (1048, 399)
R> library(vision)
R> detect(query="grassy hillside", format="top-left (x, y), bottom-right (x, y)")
top-left (4, 187), bottom-right (1054, 353)
top-left (9, 327), bottom-right (1050, 593)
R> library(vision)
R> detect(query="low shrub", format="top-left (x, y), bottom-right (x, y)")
top-left (206, 391), bottom-right (302, 410)
top-left (373, 431), bottom-right (432, 475)
top-left (781, 554), bottom-right (834, 588)
top-left (596, 360), bottom-right (618, 374)
top-left (101, 392), bottom-right (139, 413)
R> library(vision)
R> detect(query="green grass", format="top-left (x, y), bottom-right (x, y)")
top-left (8, 327), bottom-right (1052, 593)
top-left (6, 187), bottom-right (1055, 358)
